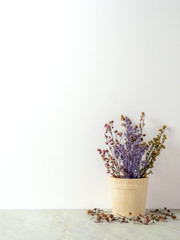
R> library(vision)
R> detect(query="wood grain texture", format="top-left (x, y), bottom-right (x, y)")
top-left (110, 177), bottom-right (148, 216)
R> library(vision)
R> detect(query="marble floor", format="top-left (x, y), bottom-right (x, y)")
top-left (0, 209), bottom-right (179, 240)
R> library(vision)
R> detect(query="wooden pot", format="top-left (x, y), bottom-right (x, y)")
top-left (110, 177), bottom-right (148, 217)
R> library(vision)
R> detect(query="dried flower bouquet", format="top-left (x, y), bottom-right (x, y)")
top-left (97, 112), bottom-right (167, 179)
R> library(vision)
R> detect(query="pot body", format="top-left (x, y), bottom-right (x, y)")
top-left (110, 177), bottom-right (148, 217)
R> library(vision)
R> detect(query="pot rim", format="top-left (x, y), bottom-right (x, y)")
top-left (110, 176), bottom-right (148, 180)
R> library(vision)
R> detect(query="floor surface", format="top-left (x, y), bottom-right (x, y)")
top-left (0, 209), bottom-right (179, 240)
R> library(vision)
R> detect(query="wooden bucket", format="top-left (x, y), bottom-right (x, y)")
top-left (110, 177), bottom-right (148, 216)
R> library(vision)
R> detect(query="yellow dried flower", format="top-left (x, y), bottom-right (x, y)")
top-left (120, 114), bottom-right (125, 121)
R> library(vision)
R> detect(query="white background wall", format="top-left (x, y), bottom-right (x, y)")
top-left (0, 0), bottom-right (180, 209)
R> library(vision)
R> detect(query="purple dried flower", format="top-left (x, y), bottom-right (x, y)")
top-left (97, 113), bottom-right (166, 178)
